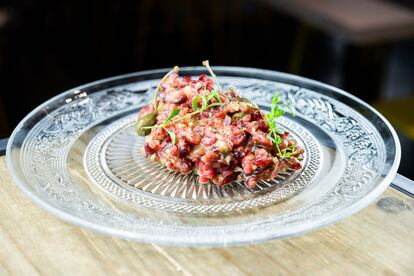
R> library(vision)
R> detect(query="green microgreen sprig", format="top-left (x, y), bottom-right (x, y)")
top-left (202, 60), bottom-right (216, 78)
top-left (151, 108), bottom-right (180, 144)
top-left (143, 61), bottom-right (224, 144)
top-left (264, 93), bottom-right (296, 159)
top-left (143, 90), bottom-right (224, 144)
top-left (152, 66), bottom-right (180, 111)
top-left (202, 60), bottom-right (223, 91)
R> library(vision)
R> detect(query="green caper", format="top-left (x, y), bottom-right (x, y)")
top-left (232, 112), bottom-right (247, 122)
top-left (136, 112), bottom-right (157, 136)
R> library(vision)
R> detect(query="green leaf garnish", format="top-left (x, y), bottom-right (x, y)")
top-left (164, 127), bottom-right (176, 144)
top-left (275, 134), bottom-right (283, 145)
top-left (153, 66), bottom-right (180, 110)
top-left (201, 95), bottom-right (208, 110)
top-left (207, 102), bottom-right (224, 108)
top-left (271, 94), bottom-right (279, 106)
top-left (192, 95), bottom-right (201, 111)
top-left (206, 89), bottom-right (221, 103)
top-left (144, 89), bottom-right (224, 134)
top-left (264, 92), bottom-right (295, 159)
top-left (163, 109), bottom-right (180, 126)
top-left (271, 94), bottom-right (285, 118)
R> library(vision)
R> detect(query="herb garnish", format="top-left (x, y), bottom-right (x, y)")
top-left (153, 66), bottom-right (180, 111)
top-left (143, 90), bottom-right (224, 143)
top-left (136, 66), bottom-right (180, 137)
top-left (142, 61), bottom-right (224, 144)
top-left (202, 60), bottom-right (223, 91)
top-left (202, 60), bottom-right (216, 78)
top-left (264, 93), bottom-right (296, 159)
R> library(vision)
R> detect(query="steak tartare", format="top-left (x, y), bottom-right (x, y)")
top-left (137, 63), bottom-right (303, 188)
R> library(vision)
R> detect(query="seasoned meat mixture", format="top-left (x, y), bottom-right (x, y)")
top-left (138, 71), bottom-right (303, 188)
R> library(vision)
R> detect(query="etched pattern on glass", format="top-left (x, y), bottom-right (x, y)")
top-left (84, 114), bottom-right (321, 213)
top-left (18, 75), bottom-right (387, 241)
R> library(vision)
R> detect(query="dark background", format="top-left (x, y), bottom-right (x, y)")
top-left (0, 0), bottom-right (413, 177)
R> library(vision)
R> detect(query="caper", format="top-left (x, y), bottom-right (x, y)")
top-left (136, 112), bottom-right (157, 136)
top-left (232, 112), bottom-right (247, 121)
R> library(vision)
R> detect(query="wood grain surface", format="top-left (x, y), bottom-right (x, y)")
top-left (0, 156), bottom-right (413, 275)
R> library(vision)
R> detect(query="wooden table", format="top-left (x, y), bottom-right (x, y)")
top-left (0, 156), bottom-right (413, 275)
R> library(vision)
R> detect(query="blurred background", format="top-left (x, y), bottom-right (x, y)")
top-left (0, 0), bottom-right (413, 177)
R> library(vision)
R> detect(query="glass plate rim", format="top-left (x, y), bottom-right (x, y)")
top-left (6, 66), bottom-right (401, 246)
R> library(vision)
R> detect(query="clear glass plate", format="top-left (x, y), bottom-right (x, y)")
top-left (6, 67), bottom-right (401, 246)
